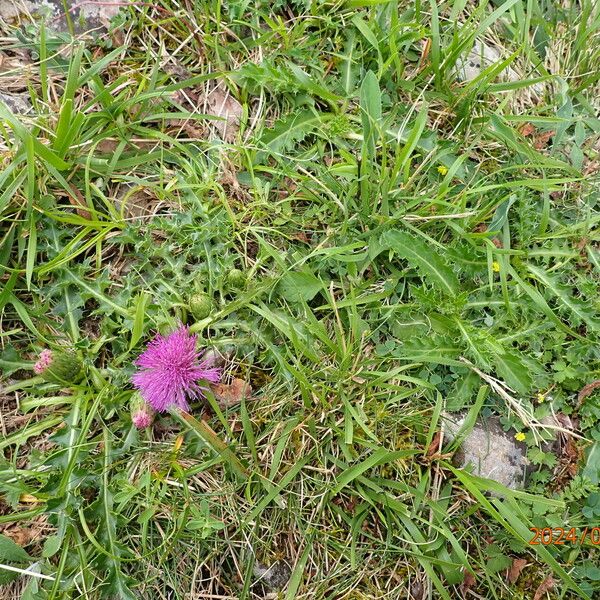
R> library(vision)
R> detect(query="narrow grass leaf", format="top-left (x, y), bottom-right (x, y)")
top-left (333, 449), bottom-right (417, 493)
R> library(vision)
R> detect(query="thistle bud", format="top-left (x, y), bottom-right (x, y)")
top-left (189, 292), bottom-right (212, 319)
top-left (226, 268), bottom-right (246, 289)
top-left (34, 349), bottom-right (82, 384)
top-left (129, 393), bottom-right (155, 429)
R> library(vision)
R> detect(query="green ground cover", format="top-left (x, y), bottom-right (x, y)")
top-left (0, 1), bottom-right (599, 598)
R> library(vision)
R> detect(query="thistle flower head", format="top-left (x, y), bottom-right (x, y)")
top-left (132, 410), bottom-right (154, 428)
top-left (131, 325), bottom-right (220, 413)
top-left (33, 348), bottom-right (82, 383)
top-left (34, 349), bottom-right (53, 374)
top-left (130, 392), bottom-right (155, 429)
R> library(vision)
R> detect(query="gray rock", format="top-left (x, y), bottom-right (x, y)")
top-left (0, 0), bottom-right (121, 33)
top-left (77, 0), bottom-right (121, 31)
top-left (0, 91), bottom-right (31, 114)
top-left (0, 0), bottom-right (29, 21)
top-left (253, 560), bottom-right (291, 592)
top-left (443, 412), bottom-right (530, 489)
top-left (1, 0), bottom-right (55, 24)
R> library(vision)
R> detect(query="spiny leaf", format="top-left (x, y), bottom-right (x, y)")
top-left (447, 372), bottom-right (480, 411)
top-left (507, 266), bottom-right (584, 340)
top-left (454, 319), bottom-right (492, 370)
top-left (494, 350), bottom-right (533, 396)
top-left (258, 109), bottom-right (332, 156)
top-left (104, 566), bottom-right (138, 600)
top-left (381, 230), bottom-right (459, 296)
top-left (395, 336), bottom-right (462, 366)
top-left (526, 264), bottom-right (600, 333)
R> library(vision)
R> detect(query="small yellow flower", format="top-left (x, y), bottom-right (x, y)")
top-left (437, 165), bottom-right (448, 175)
top-left (536, 392), bottom-right (545, 404)
top-left (492, 261), bottom-right (501, 272)
top-left (515, 432), bottom-right (526, 442)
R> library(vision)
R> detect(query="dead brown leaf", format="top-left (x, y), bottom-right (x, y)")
top-left (95, 138), bottom-right (157, 154)
top-left (210, 378), bottom-right (252, 409)
top-left (169, 118), bottom-right (206, 139)
top-left (0, 514), bottom-right (48, 547)
top-left (426, 431), bottom-right (442, 458)
top-left (555, 413), bottom-right (575, 430)
top-left (114, 184), bottom-right (167, 221)
top-left (2, 525), bottom-right (32, 546)
top-left (205, 83), bottom-right (243, 143)
top-left (547, 412), bottom-right (581, 492)
top-left (292, 231), bottom-right (311, 244)
top-left (168, 82), bottom-right (242, 142)
top-left (533, 575), bottom-right (555, 600)
top-left (459, 570), bottom-right (476, 597)
top-left (564, 435), bottom-right (579, 460)
top-left (418, 38), bottom-right (432, 72)
top-left (409, 579), bottom-right (425, 600)
top-left (577, 380), bottom-right (600, 407)
top-left (563, 437), bottom-right (580, 476)
top-left (63, 184), bottom-right (91, 220)
top-left (583, 160), bottom-right (600, 176)
top-left (506, 557), bottom-right (527, 584)
top-left (520, 123), bottom-right (536, 137)
top-left (533, 130), bottom-right (555, 150)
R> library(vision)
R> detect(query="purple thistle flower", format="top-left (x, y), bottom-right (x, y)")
top-left (131, 325), bottom-right (221, 413)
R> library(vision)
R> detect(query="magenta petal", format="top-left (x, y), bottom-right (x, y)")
top-left (131, 325), bottom-right (221, 412)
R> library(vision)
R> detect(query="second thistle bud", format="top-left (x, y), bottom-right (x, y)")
top-left (129, 393), bottom-right (155, 429)
top-left (226, 268), bottom-right (246, 290)
top-left (189, 292), bottom-right (212, 319)
top-left (34, 349), bottom-right (82, 384)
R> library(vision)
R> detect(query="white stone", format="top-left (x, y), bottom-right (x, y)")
top-left (456, 40), bottom-right (519, 83)
top-left (443, 412), bottom-right (530, 489)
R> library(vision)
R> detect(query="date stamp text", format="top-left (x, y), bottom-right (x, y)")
top-left (529, 527), bottom-right (600, 546)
